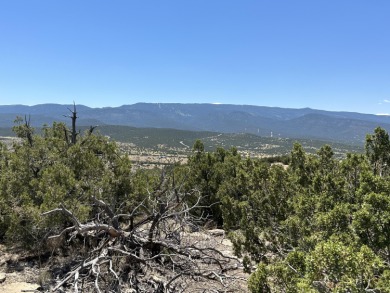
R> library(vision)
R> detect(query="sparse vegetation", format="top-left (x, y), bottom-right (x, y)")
top-left (0, 114), bottom-right (389, 292)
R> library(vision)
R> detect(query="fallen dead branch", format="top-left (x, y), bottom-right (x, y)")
top-left (42, 174), bottom-right (246, 292)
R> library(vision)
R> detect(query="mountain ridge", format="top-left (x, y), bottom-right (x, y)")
top-left (1, 103), bottom-right (389, 144)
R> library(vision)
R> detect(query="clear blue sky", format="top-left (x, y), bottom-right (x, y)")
top-left (0, 1), bottom-right (389, 114)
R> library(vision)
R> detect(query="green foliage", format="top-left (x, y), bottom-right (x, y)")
top-left (1, 118), bottom-right (390, 292)
top-left (181, 142), bottom-right (244, 225)
top-left (353, 192), bottom-right (390, 257)
top-left (176, 127), bottom-right (390, 292)
top-left (303, 241), bottom-right (382, 292)
top-left (366, 127), bottom-right (390, 176)
top-left (0, 121), bottom-right (135, 249)
top-left (248, 263), bottom-right (270, 293)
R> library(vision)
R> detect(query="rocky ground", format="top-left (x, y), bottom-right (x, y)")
top-left (0, 244), bottom-right (42, 292)
top-left (0, 230), bottom-right (249, 292)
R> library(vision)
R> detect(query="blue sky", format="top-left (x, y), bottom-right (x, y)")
top-left (0, 1), bottom-right (389, 114)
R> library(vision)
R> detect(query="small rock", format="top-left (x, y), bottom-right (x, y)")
top-left (207, 229), bottom-right (225, 237)
top-left (0, 273), bottom-right (6, 283)
top-left (0, 282), bottom-right (40, 293)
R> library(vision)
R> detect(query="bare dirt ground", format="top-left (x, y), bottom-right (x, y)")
top-left (0, 230), bottom-right (249, 293)
top-left (129, 153), bottom-right (188, 169)
top-left (180, 229), bottom-right (250, 292)
top-left (0, 244), bottom-right (41, 292)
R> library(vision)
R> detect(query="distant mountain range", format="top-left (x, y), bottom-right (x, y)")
top-left (1, 103), bottom-right (389, 144)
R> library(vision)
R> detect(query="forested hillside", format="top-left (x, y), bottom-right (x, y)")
top-left (1, 117), bottom-right (390, 292)
top-left (2, 103), bottom-right (390, 144)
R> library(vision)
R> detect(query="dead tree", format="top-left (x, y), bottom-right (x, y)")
top-left (42, 170), bottom-right (245, 293)
top-left (88, 125), bottom-right (98, 135)
top-left (64, 102), bottom-right (78, 144)
top-left (24, 115), bottom-right (34, 147)
top-left (13, 115), bottom-right (34, 146)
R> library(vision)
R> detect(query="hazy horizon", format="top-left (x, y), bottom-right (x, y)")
top-left (1, 101), bottom-right (390, 116)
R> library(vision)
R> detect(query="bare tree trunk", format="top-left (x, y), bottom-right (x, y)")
top-left (70, 103), bottom-right (78, 144)
top-left (24, 115), bottom-right (33, 147)
top-left (64, 102), bottom-right (78, 144)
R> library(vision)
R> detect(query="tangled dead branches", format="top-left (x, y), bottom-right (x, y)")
top-left (42, 181), bottom-right (245, 292)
